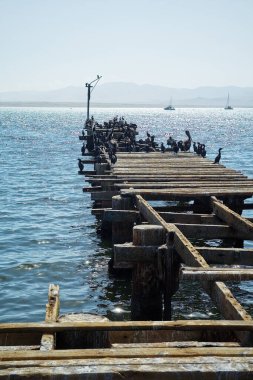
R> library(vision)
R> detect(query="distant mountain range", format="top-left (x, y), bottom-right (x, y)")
top-left (1, 82), bottom-right (253, 107)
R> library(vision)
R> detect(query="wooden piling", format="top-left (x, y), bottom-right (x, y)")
top-left (131, 224), bottom-right (166, 320)
top-left (111, 195), bottom-right (136, 244)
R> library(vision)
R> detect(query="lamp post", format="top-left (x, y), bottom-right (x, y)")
top-left (85, 75), bottom-right (102, 121)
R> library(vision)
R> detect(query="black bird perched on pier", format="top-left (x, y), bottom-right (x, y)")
top-left (78, 158), bottom-right (84, 172)
top-left (213, 148), bottom-right (222, 164)
top-left (160, 142), bottom-right (165, 153)
top-left (200, 144), bottom-right (206, 158)
top-left (193, 142), bottom-right (198, 154)
top-left (81, 143), bottom-right (86, 156)
top-left (172, 141), bottom-right (179, 154)
top-left (146, 131), bottom-right (151, 138)
top-left (111, 154), bottom-right (117, 164)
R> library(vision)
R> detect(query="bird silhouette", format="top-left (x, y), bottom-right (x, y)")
top-left (78, 158), bottom-right (84, 172)
top-left (111, 154), bottom-right (117, 164)
top-left (160, 142), bottom-right (165, 153)
top-left (183, 130), bottom-right (192, 151)
top-left (200, 144), bottom-right (206, 158)
top-left (213, 148), bottom-right (222, 164)
top-left (146, 131), bottom-right (151, 138)
top-left (172, 142), bottom-right (179, 154)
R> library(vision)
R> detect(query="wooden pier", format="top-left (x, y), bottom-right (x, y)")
top-left (2, 122), bottom-right (253, 379)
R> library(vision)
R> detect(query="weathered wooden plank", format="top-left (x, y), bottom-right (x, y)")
top-left (40, 284), bottom-right (60, 351)
top-left (212, 196), bottom-right (253, 238)
top-left (114, 244), bottom-right (253, 266)
top-left (181, 267), bottom-right (253, 281)
top-left (2, 358), bottom-right (253, 380)
top-left (2, 320), bottom-right (253, 333)
top-left (123, 189), bottom-right (253, 200)
top-left (117, 182), bottom-right (253, 190)
top-left (104, 210), bottom-right (140, 223)
top-left (3, 346), bottom-right (253, 361)
top-left (88, 176), bottom-right (248, 184)
top-left (91, 191), bottom-right (120, 201)
top-left (111, 341), bottom-right (240, 348)
top-left (159, 212), bottom-right (219, 224)
top-left (175, 223), bottom-right (249, 239)
top-left (114, 243), bottom-right (159, 263)
top-left (196, 247), bottom-right (253, 266)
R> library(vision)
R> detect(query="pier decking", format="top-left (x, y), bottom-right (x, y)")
top-left (2, 122), bottom-right (253, 379)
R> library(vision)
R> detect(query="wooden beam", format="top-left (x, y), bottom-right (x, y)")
top-left (91, 191), bottom-right (120, 201)
top-left (1, 359), bottom-right (253, 379)
top-left (175, 223), bottom-right (249, 239)
top-left (104, 210), bottom-right (140, 223)
top-left (196, 247), bottom-right (253, 266)
top-left (1, 320), bottom-right (253, 333)
top-left (114, 243), bottom-right (158, 264)
top-left (181, 267), bottom-right (253, 281)
top-left (212, 196), bottom-right (253, 238)
top-left (159, 212), bottom-right (219, 224)
top-left (40, 284), bottom-right (59, 351)
top-left (123, 189), bottom-right (253, 200)
top-left (3, 346), bottom-right (253, 361)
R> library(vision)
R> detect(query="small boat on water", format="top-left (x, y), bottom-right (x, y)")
top-left (224, 92), bottom-right (233, 110)
top-left (164, 97), bottom-right (175, 110)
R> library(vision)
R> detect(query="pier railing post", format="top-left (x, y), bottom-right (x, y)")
top-left (131, 224), bottom-right (166, 321)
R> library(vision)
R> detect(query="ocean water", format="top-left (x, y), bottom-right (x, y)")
top-left (1, 106), bottom-right (253, 322)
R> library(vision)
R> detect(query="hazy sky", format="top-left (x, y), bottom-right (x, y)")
top-left (1, 0), bottom-right (253, 91)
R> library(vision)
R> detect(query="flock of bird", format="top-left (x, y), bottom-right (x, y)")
top-left (160, 130), bottom-right (223, 164)
top-left (78, 120), bottom-right (223, 173)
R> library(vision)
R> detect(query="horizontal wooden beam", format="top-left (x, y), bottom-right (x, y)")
top-left (114, 243), bottom-right (158, 263)
top-left (3, 346), bottom-right (253, 361)
top-left (123, 189), bottom-right (253, 200)
top-left (1, 320), bottom-right (253, 334)
top-left (117, 182), bottom-right (253, 190)
top-left (181, 267), bottom-right (253, 281)
top-left (175, 223), bottom-right (249, 239)
top-left (160, 212), bottom-right (219, 225)
top-left (91, 191), bottom-right (120, 201)
top-left (104, 210), bottom-right (140, 223)
top-left (196, 247), bottom-right (253, 266)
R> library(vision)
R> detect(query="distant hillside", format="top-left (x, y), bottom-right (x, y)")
top-left (1, 83), bottom-right (253, 107)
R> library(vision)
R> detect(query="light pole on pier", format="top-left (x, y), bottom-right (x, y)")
top-left (85, 75), bottom-right (102, 121)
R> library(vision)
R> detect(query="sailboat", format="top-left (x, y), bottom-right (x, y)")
top-left (164, 97), bottom-right (175, 110)
top-left (224, 93), bottom-right (233, 110)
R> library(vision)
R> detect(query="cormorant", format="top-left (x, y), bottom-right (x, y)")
top-left (177, 140), bottom-right (184, 151)
top-left (172, 142), bottom-right (179, 154)
top-left (81, 143), bottom-right (86, 156)
top-left (160, 142), bottom-right (165, 153)
top-left (213, 148), bottom-right (223, 164)
top-left (200, 144), bottom-right (206, 158)
top-left (193, 142), bottom-right (198, 154)
top-left (111, 154), bottom-right (117, 164)
top-left (78, 158), bottom-right (84, 172)
top-left (146, 131), bottom-right (151, 138)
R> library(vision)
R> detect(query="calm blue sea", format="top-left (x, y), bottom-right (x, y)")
top-left (1, 107), bottom-right (253, 322)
